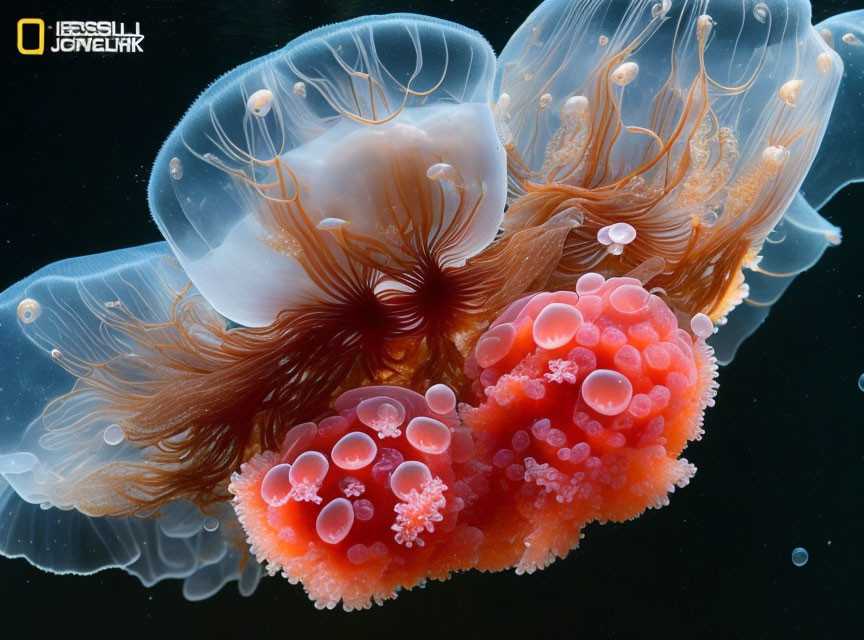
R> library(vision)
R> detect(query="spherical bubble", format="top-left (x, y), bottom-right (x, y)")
top-left (246, 89), bottom-right (274, 117)
top-left (16, 298), bottom-right (41, 323)
top-left (791, 547), bottom-right (809, 567)
top-left (331, 432), bottom-right (378, 470)
top-left (168, 157), bottom-right (182, 180)
top-left (352, 498), bottom-right (375, 521)
top-left (261, 463), bottom-right (294, 507)
top-left (511, 430), bottom-right (530, 451)
top-left (103, 424), bottom-right (125, 446)
top-left (316, 498), bottom-right (354, 544)
top-left (569, 442), bottom-right (591, 463)
top-left (357, 396), bottom-right (406, 437)
top-left (531, 418), bottom-right (551, 440)
top-left (289, 451), bottom-right (329, 486)
top-left (581, 369), bottom-right (634, 416)
top-left (858, 373), bottom-right (864, 392)
top-left (202, 516), bottom-right (220, 532)
top-left (425, 384), bottom-right (457, 414)
top-left (371, 448), bottom-right (404, 486)
top-left (532, 303), bottom-right (583, 349)
top-left (390, 461), bottom-right (433, 501)
top-left (406, 417), bottom-right (452, 454)
top-left (690, 313), bottom-right (714, 339)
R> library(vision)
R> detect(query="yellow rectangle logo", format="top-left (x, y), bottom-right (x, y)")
top-left (17, 18), bottom-right (45, 55)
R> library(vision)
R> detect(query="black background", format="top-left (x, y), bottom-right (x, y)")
top-left (2, 1), bottom-right (862, 637)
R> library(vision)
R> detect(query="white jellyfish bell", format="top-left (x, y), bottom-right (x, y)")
top-left (148, 13), bottom-right (505, 328)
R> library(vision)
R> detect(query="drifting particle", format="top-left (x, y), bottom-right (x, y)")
top-left (791, 547), bottom-right (809, 567)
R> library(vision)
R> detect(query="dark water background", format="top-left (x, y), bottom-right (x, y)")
top-left (2, 0), bottom-right (862, 637)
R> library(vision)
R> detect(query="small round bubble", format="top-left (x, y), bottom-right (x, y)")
top-left (425, 384), bottom-right (456, 414)
top-left (17, 298), bottom-right (41, 323)
top-left (202, 516), bottom-right (219, 532)
top-left (169, 157), bottom-right (182, 181)
top-left (103, 424), bottom-right (125, 446)
top-left (791, 547), bottom-right (809, 567)
top-left (316, 498), bottom-right (354, 545)
top-left (261, 463), bottom-right (293, 507)
top-left (690, 313), bottom-right (714, 339)
top-left (581, 369), bottom-right (633, 416)
top-left (858, 374), bottom-right (864, 392)
top-left (406, 417), bottom-right (451, 454)
top-left (289, 451), bottom-right (329, 486)
top-left (390, 461), bottom-right (433, 501)
top-left (331, 432), bottom-right (377, 470)
top-left (246, 89), bottom-right (274, 117)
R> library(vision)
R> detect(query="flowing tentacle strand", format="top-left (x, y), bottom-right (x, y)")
top-left (494, 0), bottom-right (841, 359)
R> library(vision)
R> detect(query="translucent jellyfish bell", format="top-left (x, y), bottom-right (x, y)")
top-left (712, 9), bottom-right (863, 363)
top-left (803, 10), bottom-right (864, 210)
top-left (494, 0), bottom-right (842, 359)
top-left (149, 14), bottom-right (505, 327)
top-left (709, 192), bottom-right (841, 363)
top-left (0, 243), bottom-right (260, 599)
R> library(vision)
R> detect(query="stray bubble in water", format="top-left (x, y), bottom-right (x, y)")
top-left (791, 547), bottom-right (809, 567)
top-left (858, 373), bottom-right (864, 391)
top-left (203, 516), bottom-right (220, 532)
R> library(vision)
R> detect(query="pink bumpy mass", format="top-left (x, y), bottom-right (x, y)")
top-left (229, 274), bottom-right (718, 609)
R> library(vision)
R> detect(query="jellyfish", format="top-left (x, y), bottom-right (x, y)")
top-left (1, 1), bottom-right (862, 607)
top-left (492, 0), bottom-right (845, 362)
top-left (0, 12), bottom-right (512, 601)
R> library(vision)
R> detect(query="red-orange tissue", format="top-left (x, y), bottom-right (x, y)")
top-left (229, 385), bottom-right (487, 610)
top-left (460, 273), bottom-right (718, 574)
top-left (229, 273), bottom-right (718, 609)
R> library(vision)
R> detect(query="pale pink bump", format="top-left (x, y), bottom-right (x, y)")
top-left (331, 431), bottom-right (378, 470)
top-left (425, 383), bottom-right (457, 414)
top-left (390, 461), bottom-right (433, 501)
top-left (475, 323), bottom-right (517, 368)
top-left (406, 416), bottom-right (452, 454)
top-left (690, 312), bottom-right (714, 339)
top-left (575, 272), bottom-right (605, 295)
top-left (581, 369), bottom-right (634, 416)
top-left (532, 302), bottom-right (583, 349)
top-left (316, 497), bottom-right (354, 544)
top-left (260, 463), bottom-right (293, 507)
